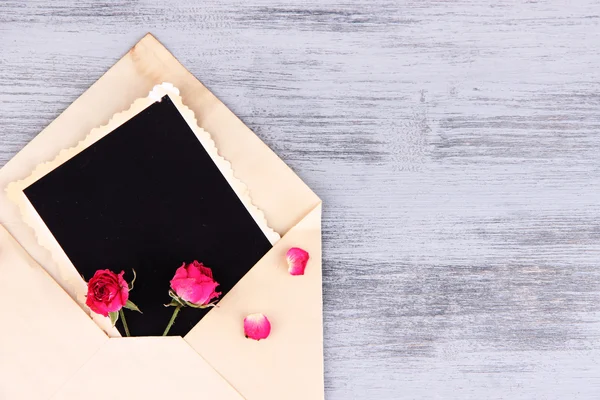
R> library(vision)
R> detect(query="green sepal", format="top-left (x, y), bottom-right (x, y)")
top-left (108, 311), bottom-right (119, 326)
top-left (124, 299), bottom-right (142, 314)
top-left (166, 290), bottom-right (219, 309)
top-left (184, 300), bottom-right (217, 309)
top-left (128, 269), bottom-right (137, 291)
top-left (166, 290), bottom-right (185, 307)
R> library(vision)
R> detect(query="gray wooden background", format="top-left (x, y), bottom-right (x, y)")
top-left (2, 1), bottom-right (600, 399)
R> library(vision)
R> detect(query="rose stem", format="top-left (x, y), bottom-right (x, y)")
top-left (162, 305), bottom-right (182, 336)
top-left (119, 309), bottom-right (131, 337)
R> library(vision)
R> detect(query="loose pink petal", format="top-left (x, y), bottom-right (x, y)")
top-left (286, 247), bottom-right (310, 276)
top-left (244, 313), bottom-right (271, 340)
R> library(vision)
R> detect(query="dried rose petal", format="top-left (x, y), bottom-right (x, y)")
top-left (286, 247), bottom-right (310, 276)
top-left (244, 313), bottom-right (271, 340)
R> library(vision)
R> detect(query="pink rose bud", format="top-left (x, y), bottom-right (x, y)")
top-left (86, 270), bottom-right (129, 317)
top-left (244, 313), bottom-right (271, 340)
top-left (286, 247), bottom-right (310, 276)
top-left (170, 261), bottom-right (221, 306)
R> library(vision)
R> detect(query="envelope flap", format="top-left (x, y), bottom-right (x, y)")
top-left (0, 35), bottom-right (320, 328)
top-left (185, 203), bottom-right (324, 400)
top-left (51, 337), bottom-right (244, 400)
top-left (0, 224), bottom-right (107, 399)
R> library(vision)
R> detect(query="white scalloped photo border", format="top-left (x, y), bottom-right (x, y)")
top-left (6, 82), bottom-right (280, 336)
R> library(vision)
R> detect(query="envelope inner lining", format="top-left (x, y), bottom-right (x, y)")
top-left (23, 96), bottom-right (272, 337)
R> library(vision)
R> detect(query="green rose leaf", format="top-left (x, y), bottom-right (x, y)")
top-left (124, 300), bottom-right (142, 314)
top-left (109, 311), bottom-right (119, 326)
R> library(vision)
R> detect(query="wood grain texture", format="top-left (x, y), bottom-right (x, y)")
top-left (1, 1), bottom-right (600, 398)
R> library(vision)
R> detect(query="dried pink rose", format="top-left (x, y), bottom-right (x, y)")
top-left (244, 313), bottom-right (271, 340)
top-left (163, 261), bottom-right (221, 336)
top-left (86, 269), bottom-right (129, 317)
top-left (286, 247), bottom-right (310, 276)
top-left (170, 261), bottom-right (221, 307)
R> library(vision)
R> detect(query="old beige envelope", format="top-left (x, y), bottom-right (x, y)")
top-left (0, 34), bottom-right (323, 400)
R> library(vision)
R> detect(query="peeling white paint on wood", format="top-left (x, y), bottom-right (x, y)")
top-left (1, 1), bottom-right (600, 398)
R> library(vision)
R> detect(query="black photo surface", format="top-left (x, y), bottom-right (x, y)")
top-left (24, 96), bottom-right (272, 337)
